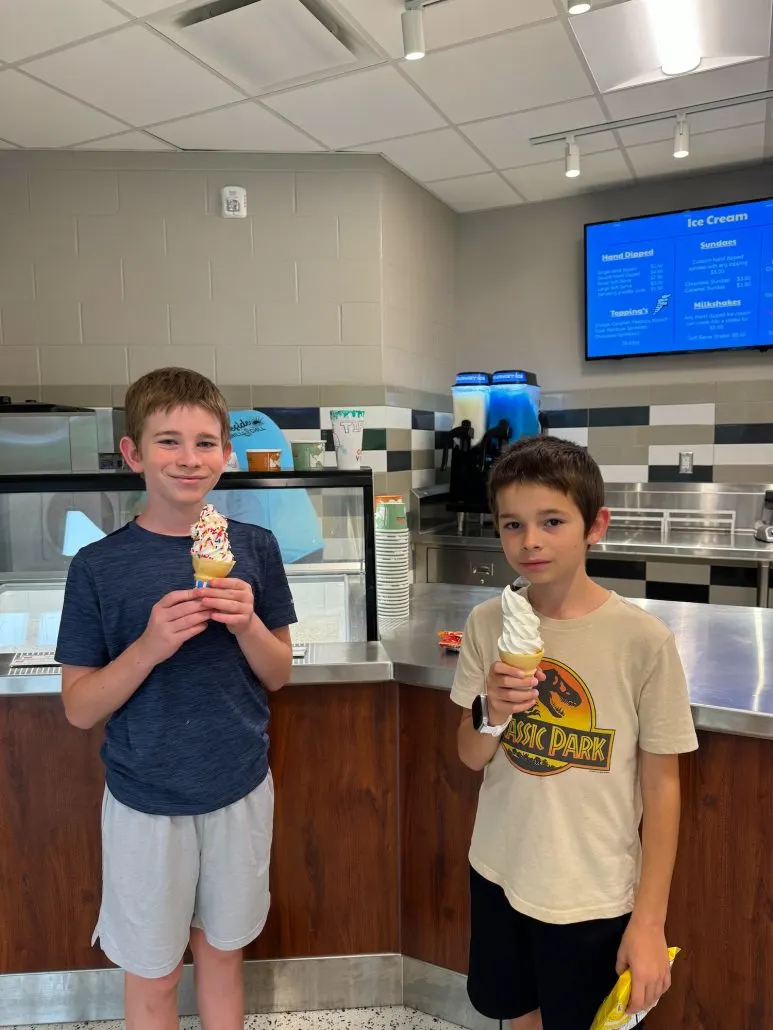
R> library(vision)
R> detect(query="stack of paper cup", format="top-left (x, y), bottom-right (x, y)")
top-left (375, 499), bottom-right (410, 621)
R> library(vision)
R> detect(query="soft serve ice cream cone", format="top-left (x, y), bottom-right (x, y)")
top-left (191, 503), bottom-right (235, 586)
top-left (498, 583), bottom-right (543, 675)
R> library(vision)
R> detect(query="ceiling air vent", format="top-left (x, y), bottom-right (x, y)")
top-left (164, 0), bottom-right (357, 94)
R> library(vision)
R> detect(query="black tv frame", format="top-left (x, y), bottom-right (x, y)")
top-left (584, 195), bottom-right (773, 362)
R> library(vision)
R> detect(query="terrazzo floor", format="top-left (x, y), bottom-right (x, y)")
top-left (9, 1006), bottom-right (462, 1030)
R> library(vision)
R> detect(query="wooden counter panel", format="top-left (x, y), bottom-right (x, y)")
top-left (399, 683), bottom-right (481, 973)
top-left (3, 683), bottom-right (770, 1028)
top-left (0, 697), bottom-right (108, 974)
top-left (245, 681), bottom-right (400, 960)
top-left (399, 690), bottom-right (773, 1029)
top-left (0, 682), bottom-right (399, 974)
top-left (649, 731), bottom-right (773, 1030)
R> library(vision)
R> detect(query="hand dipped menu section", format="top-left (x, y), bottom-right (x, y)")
top-left (585, 198), bottom-right (773, 359)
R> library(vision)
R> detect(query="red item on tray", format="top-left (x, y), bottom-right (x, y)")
top-left (438, 631), bottom-right (463, 651)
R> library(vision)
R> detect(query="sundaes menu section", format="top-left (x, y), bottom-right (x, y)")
top-left (585, 199), bottom-right (773, 358)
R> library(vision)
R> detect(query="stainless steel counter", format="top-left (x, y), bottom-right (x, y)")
top-left (383, 584), bottom-right (773, 740)
top-left (0, 642), bottom-right (393, 696)
top-left (412, 525), bottom-right (773, 605)
top-left (595, 525), bottom-right (773, 561)
top-left (414, 524), bottom-right (773, 563)
top-left (3, 585), bottom-right (773, 740)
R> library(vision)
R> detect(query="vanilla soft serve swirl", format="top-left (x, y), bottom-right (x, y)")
top-left (190, 503), bottom-right (234, 562)
top-left (498, 585), bottom-right (543, 655)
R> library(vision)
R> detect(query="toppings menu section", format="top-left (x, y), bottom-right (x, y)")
top-left (585, 200), bottom-right (773, 359)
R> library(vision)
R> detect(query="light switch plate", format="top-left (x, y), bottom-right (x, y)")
top-left (678, 451), bottom-right (694, 474)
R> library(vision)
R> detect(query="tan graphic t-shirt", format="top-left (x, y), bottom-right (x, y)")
top-left (451, 591), bottom-right (698, 925)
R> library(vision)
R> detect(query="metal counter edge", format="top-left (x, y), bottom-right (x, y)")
top-left (3, 649), bottom-right (773, 741)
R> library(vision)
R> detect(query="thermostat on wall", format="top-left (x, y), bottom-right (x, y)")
top-left (221, 185), bottom-right (247, 218)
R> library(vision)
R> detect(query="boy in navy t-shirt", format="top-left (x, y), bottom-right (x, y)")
top-left (55, 367), bottom-right (296, 1030)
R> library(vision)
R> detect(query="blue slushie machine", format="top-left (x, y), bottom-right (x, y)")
top-left (440, 370), bottom-right (544, 524)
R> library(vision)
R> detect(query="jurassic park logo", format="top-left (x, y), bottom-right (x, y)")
top-left (502, 658), bottom-right (615, 777)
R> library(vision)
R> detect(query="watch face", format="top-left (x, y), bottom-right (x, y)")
top-left (472, 694), bottom-right (485, 731)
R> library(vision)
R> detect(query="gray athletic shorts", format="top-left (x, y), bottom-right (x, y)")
top-left (93, 773), bottom-right (273, 979)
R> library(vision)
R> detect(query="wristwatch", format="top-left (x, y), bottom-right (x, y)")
top-left (472, 695), bottom-right (511, 737)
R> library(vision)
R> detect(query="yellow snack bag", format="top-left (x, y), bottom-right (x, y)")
top-left (590, 947), bottom-right (680, 1029)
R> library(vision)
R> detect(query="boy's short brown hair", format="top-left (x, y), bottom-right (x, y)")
top-left (489, 435), bottom-right (604, 534)
top-left (124, 367), bottom-right (230, 448)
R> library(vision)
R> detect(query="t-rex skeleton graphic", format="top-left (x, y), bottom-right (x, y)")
top-left (534, 667), bottom-right (582, 719)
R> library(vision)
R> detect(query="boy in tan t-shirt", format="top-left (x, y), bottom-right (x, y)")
top-left (451, 436), bottom-right (698, 1030)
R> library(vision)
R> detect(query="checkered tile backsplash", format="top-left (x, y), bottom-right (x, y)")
top-left (260, 379), bottom-right (773, 521)
top-left (544, 380), bottom-right (773, 609)
top-left (260, 388), bottom-right (772, 609)
top-left (587, 557), bottom-right (767, 609)
top-left (543, 382), bottom-right (773, 486)
top-left (258, 405), bottom-right (452, 503)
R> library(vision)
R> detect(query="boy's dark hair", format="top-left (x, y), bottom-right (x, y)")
top-left (124, 367), bottom-right (230, 448)
top-left (488, 435), bottom-right (604, 534)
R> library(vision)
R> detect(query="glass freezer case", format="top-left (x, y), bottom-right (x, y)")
top-left (0, 470), bottom-right (378, 669)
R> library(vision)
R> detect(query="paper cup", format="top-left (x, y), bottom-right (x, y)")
top-left (375, 500), bottom-right (408, 530)
top-left (246, 449), bottom-right (281, 472)
top-left (330, 408), bottom-right (365, 470)
top-left (291, 439), bottom-right (326, 471)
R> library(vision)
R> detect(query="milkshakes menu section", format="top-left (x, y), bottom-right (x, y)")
top-left (585, 199), bottom-right (773, 359)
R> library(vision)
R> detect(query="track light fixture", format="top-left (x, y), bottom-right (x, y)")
top-left (530, 87), bottom-right (773, 182)
top-left (567, 1), bottom-right (592, 13)
top-left (402, 1), bottom-right (426, 61)
top-left (565, 136), bottom-right (581, 178)
top-left (673, 116), bottom-right (689, 159)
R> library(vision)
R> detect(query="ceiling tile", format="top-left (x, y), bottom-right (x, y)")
top-left (503, 149), bottom-right (633, 203)
top-left (356, 128), bottom-right (489, 181)
top-left (0, 0), bottom-right (128, 63)
top-left (263, 66), bottom-right (445, 148)
top-left (426, 172), bottom-right (521, 212)
top-left (626, 122), bottom-right (766, 178)
top-left (461, 97), bottom-right (617, 170)
top-left (404, 20), bottom-right (594, 124)
top-left (617, 100), bottom-right (768, 147)
top-left (23, 24), bottom-right (242, 126)
top-left (604, 59), bottom-right (770, 120)
top-left (0, 70), bottom-right (126, 146)
top-left (424, 0), bottom-right (557, 50)
top-left (75, 129), bottom-right (177, 150)
top-left (153, 101), bottom-right (324, 151)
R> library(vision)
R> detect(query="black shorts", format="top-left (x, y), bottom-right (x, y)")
top-left (468, 866), bottom-right (636, 1030)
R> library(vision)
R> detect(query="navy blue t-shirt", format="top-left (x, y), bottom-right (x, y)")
top-left (54, 518), bottom-right (297, 816)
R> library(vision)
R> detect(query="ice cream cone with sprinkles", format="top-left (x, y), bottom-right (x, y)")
top-left (191, 503), bottom-right (235, 586)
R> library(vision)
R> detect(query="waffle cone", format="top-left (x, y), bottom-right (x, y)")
top-left (498, 649), bottom-right (544, 676)
top-left (192, 555), bottom-right (235, 583)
